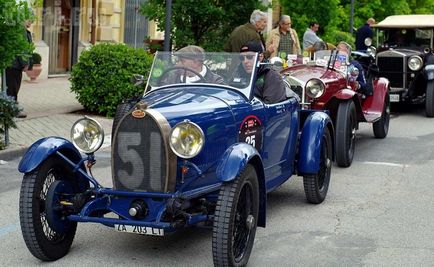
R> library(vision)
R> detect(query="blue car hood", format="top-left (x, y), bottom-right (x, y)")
top-left (142, 86), bottom-right (248, 125)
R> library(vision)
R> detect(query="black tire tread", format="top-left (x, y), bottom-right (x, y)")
top-left (212, 165), bottom-right (258, 267)
top-left (19, 156), bottom-right (77, 261)
top-left (303, 127), bottom-right (332, 204)
top-left (335, 100), bottom-right (356, 167)
top-left (426, 81), bottom-right (434, 117)
top-left (373, 93), bottom-right (390, 138)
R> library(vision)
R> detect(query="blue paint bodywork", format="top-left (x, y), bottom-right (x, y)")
top-left (18, 137), bottom-right (83, 173)
top-left (19, 72), bottom-right (333, 234)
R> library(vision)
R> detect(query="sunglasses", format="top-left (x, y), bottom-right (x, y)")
top-left (239, 54), bottom-right (256, 61)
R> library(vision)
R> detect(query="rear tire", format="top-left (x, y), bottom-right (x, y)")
top-left (212, 164), bottom-right (259, 267)
top-left (426, 81), bottom-right (434, 117)
top-left (19, 156), bottom-right (77, 261)
top-left (303, 127), bottom-right (332, 204)
top-left (335, 100), bottom-right (357, 167)
top-left (373, 93), bottom-right (390, 138)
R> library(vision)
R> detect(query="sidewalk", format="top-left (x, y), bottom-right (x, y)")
top-left (0, 76), bottom-right (113, 161)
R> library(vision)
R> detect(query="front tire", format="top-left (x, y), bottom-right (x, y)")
top-left (373, 93), bottom-right (390, 138)
top-left (426, 81), bottom-right (434, 117)
top-left (19, 156), bottom-right (78, 261)
top-left (212, 164), bottom-right (259, 267)
top-left (335, 100), bottom-right (357, 167)
top-left (303, 127), bottom-right (332, 204)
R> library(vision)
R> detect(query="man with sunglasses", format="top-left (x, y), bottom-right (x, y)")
top-left (238, 41), bottom-right (287, 104)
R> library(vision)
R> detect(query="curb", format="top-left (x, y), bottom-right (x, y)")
top-left (0, 145), bottom-right (28, 161)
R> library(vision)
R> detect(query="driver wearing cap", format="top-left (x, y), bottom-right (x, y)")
top-left (239, 40), bottom-right (287, 104)
top-left (171, 45), bottom-right (224, 84)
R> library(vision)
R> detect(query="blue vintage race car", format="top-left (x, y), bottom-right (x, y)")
top-left (18, 51), bottom-right (334, 266)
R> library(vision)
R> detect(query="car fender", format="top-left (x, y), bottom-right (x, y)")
top-left (333, 88), bottom-right (357, 100)
top-left (425, 64), bottom-right (434, 80)
top-left (18, 137), bottom-right (84, 173)
top-left (298, 111), bottom-right (334, 174)
top-left (216, 143), bottom-right (267, 227)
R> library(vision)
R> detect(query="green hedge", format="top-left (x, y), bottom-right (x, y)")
top-left (0, 93), bottom-right (20, 150)
top-left (70, 43), bottom-right (153, 117)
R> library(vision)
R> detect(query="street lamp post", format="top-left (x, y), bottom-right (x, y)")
top-left (164, 0), bottom-right (172, 51)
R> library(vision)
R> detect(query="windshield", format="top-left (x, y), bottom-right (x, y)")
top-left (313, 50), bottom-right (348, 73)
top-left (378, 28), bottom-right (433, 48)
top-left (146, 51), bottom-right (258, 99)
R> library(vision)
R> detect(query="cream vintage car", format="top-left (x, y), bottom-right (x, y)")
top-left (373, 15), bottom-right (434, 117)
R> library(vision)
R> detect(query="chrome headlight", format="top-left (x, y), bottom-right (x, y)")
top-left (169, 120), bottom-right (204, 159)
top-left (71, 117), bottom-right (104, 154)
top-left (305, 79), bottom-right (325, 98)
top-left (364, 37), bottom-right (372, 47)
top-left (408, 56), bottom-right (423, 71)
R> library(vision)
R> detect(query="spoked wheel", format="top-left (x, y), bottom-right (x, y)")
top-left (335, 100), bottom-right (357, 167)
top-left (373, 93), bottom-right (390, 138)
top-left (19, 156), bottom-right (79, 261)
top-left (212, 164), bottom-right (259, 267)
top-left (425, 81), bottom-right (434, 117)
top-left (303, 127), bottom-right (333, 204)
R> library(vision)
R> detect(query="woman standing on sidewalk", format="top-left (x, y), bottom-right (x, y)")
top-left (5, 17), bottom-right (34, 118)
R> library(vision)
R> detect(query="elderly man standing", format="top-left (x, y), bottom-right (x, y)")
top-left (225, 10), bottom-right (272, 57)
top-left (303, 22), bottom-right (322, 51)
top-left (355, 18), bottom-right (376, 51)
top-left (266, 15), bottom-right (301, 58)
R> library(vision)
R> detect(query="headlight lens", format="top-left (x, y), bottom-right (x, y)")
top-left (71, 117), bottom-right (104, 154)
top-left (408, 56), bottom-right (423, 71)
top-left (305, 79), bottom-right (325, 98)
top-left (169, 121), bottom-right (204, 159)
top-left (364, 37), bottom-right (372, 47)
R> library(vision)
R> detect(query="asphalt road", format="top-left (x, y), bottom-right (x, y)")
top-left (1, 105), bottom-right (434, 267)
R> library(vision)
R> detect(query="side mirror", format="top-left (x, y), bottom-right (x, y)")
top-left (269, 57), bottom-right (285, 71)
top-left (131, 74), bottom-right (145, 87)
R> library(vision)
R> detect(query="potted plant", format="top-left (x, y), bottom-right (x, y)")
top-left (25, 52), bottom-right (42, 81)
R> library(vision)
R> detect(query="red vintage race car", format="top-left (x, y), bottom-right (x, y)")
top-left (280, 49), bottom-right (390, 167)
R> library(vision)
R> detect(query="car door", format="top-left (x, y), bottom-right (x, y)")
top-left (259, 97), bottom-right (299, 189)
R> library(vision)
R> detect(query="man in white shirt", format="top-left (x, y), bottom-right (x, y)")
top-left (303, 22), bottom-right (323, 51)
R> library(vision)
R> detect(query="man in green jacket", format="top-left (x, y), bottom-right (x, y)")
top-left (225, 10), bottom-right (272, 58)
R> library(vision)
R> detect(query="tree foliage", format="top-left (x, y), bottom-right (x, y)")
top-left (140, 0), bottom-right (265, 51)
top-left (280, 0), bottom-right (434, 47)
top-left (0, 0), bottom-right (33, 71)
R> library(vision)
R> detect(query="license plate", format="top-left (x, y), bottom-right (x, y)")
top-left (390, 94), bottom-right (400, 102)
top-left (115, 224), bottom-right (164, 236)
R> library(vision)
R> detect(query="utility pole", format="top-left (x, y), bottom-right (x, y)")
top-left (91, 0), bottom-right (96, 44)
top-left (164, 0), bottom-right (172, 51)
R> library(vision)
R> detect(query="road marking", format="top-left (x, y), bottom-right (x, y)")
top-left (0, 224), bottom-right (19, 237)
top-left (362, 161), bottom-right (409, 168)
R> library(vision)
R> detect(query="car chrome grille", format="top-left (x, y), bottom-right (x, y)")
top-left (376, 52), bottom-right (405, 89)
top-left (112, 109), bottom-right (176, 192)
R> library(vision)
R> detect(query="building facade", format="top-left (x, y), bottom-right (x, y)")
top-left (27, 0), bottom-right (161, 79)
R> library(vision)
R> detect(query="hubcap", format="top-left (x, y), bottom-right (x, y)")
top-left (246, 215), bottom-right (255, 230)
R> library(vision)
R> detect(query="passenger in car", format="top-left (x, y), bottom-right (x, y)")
top-left (237, 40), bottom-right (287, 104)
top-left (169, 45), bottom-right (224, 84)
top-left (336, 41), bottom-right (371, 96)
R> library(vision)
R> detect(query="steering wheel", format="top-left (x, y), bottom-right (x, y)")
top-left (157, 66), bottom-right (206, 86)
